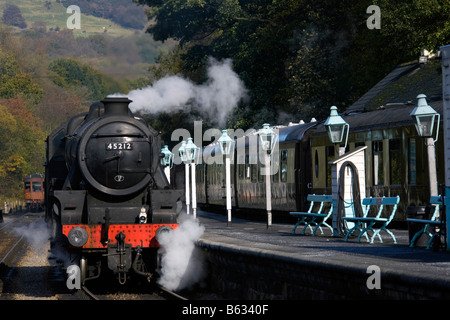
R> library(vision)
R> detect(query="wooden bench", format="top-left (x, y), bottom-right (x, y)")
top-left (290, 194), bottom-right (333, 236)
top-left (343, 196), bottom-right (400, 244)
top-left (407, 195), bottom-right (443, 250)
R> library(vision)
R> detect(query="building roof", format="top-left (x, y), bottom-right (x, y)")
top-left (346, 59), bottom-right (442, 113)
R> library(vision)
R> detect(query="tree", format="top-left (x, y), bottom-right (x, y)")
top-left (48, 58), bottom-right (108, 100)
top-left (0, 48), bottom-right (43, 105)
top-left (2, 4), bottom-right (27, 29)
top-left (0, 98), bottom-right (46, 198)
top-left (136, 0), bottom-right (450, 126)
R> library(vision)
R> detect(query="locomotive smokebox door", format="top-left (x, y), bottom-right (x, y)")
top-left (107, 232), bottom-right (132, 283)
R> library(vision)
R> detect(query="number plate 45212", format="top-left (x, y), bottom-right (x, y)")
top-left (105, 142), bottom-right (133, 150)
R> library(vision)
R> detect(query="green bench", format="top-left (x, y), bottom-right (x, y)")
top-left (290, 194), bottom-right (333, 236)
top-left (343, 196), bottom-right (400, 244)
top-left (407, 195), bottom-right (443, 250)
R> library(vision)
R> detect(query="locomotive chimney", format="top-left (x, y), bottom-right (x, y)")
top-left (102, 97), bottom-right (132, 116)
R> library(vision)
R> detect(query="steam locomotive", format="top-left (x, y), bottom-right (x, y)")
top-left (45, 97), bottom-right (183, 285)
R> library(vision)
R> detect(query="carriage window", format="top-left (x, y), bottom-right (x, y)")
top-left (238, 155), bottom-right (245, 180)
top-left (389, 139), bottom-right (402, 185)
top-left (245, 155), bottom-right (250, 179)
top-left (315, 150), bottom-right (319, 179)
top-left (32, 182), bottom-right (42, 192)
top-left (251, 164), bottom-right (258, 182)
top-left (25, 181), bottom-right (31, 192)
top-left (280, 150), bottom-right (288, 182)
top-left (326, 146), bottom-right (334, 187)
top-left (373, 140), bottom-right (384, 185)
top-left (408, 138), bottom-right (417, 185)
top-left (271, 151), bottom-right (280, 183)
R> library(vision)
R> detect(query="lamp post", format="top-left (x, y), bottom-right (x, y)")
top-left (179, 141), bottom-right (190, 215)
top-left (218, 129), bottom-right (235, 226)
top-left (161, 145), bottom-right (173, 183)
top-left (259, 123), bottom-right (278, 229)
top-left (410, 94), bottom-right (440, 197)
top-left (185, 138), bottom-right (199, 219)
top-left (324, 106), bottom-right (349, 156)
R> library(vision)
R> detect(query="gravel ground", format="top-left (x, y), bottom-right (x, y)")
top-left (2, 242), bottom-right (59, 300)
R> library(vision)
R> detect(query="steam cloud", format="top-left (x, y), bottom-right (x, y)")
top-left (157, 214), bottom-right (206, 291)
top-left (14, 220), bottom-right (50, 251)
top-left (124, 57), bottom-right (248, 125)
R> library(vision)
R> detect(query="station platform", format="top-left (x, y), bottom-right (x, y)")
top-left (195, 209), bottom-right (450, 299)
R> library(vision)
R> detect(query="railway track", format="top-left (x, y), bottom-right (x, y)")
top-left (78, 279), bottom-right (189, 300)
top-left (0, 212), bottom-right (202, 300)
top-left (0, 212), bottom-right (43, 299)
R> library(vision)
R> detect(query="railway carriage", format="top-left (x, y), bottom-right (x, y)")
top-left (23, 173), bottom-right (45, 212)
top-left (194, 100), bottom-right (444, 224)
top-left (311, 101), bottom-right (444, 220)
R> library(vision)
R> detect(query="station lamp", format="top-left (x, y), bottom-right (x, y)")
top-left (179, 140), bottom-right (188, 163)
top-left (161, 145), bottom-right (173, 168)
top-left (324, 106), bottom-right (349, 155)
top-left (259, 123), bottom-right (278, 154)
top-left (161, 145), bottom-right (173, 183)
top-left (218, 130), bottom-right (235, 157)
top-left (258, 123), bottom-right (278, 229)
top-left (178, 141), bottom-right (190, 215)
top-left (218, 130), bottom-right (235, 226)
top-left (185, 137), bottom-right (199, 163)
top-left (183, 138), bottom-right (199, 218)
top-left (410, 94), bottom-right (440, 197)
top-left (410, 94), bottom-right (440, 143)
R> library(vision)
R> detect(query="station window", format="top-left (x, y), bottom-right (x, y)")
top-left (408, 138), bottom-right (417, 185)
top-left (389, 139), bottom-right (402, 185)
top-left (373, 140), bottom-right (384, 185)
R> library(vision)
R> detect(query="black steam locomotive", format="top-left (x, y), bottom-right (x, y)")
top-left (45, 97), bottom-right (183, 284)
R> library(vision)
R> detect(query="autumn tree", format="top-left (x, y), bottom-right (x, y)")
top-left (0, 99), bottom-right (45, 199)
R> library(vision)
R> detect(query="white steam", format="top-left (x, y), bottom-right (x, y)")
top-left (121, 57), bottom-right (248, 125)
top-left (157, 214), bottom-right (206, 291)
top-left (13, 220), bottom-right (50, 251)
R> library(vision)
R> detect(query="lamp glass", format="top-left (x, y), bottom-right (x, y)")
top-left (179, 141), bottom-right (188, 163)
top-left (259, 123), bottom-right (278, 152)
top-left (185, 138), bottom-right (198, 163)
top-left (218, 130), bottom-right (235, 156)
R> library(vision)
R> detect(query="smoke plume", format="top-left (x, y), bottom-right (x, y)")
top-left (123, 57), bottom-right (248, 125)
top-left (156, 214), bottom-right (206, 291)
top-left (13, 220), bottom-right (50, 252)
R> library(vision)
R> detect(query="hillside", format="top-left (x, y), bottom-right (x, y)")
top-left (0, 0), bottom-right (177, 79)
top-left (1, 0), bottom-right (144, 37)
